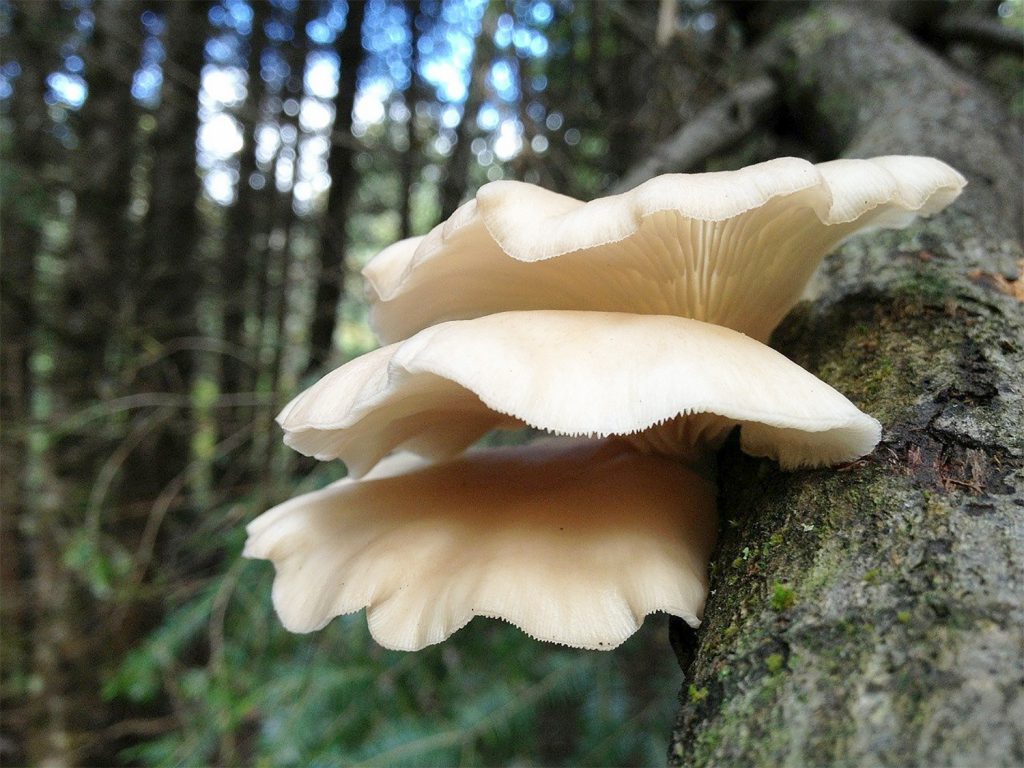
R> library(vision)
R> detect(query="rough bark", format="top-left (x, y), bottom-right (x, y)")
top-left (669, 8), bottom-right (1024, 767)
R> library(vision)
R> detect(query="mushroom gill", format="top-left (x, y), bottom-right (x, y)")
top-left (277, 310), bottom-right (880, 475)
top-left (244, 439), bottom-right (716, 651)
top-left (365, 156), bottom-right (965, 344)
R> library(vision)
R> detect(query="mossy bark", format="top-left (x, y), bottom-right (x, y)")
top-left (669, 8), bottom-right (1024, 767)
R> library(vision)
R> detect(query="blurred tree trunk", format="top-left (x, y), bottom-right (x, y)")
top-left (668, 7), bottom-right (1024, 767)
top-left (398, 0), bottom-right (424, 240)
top-left (512, 41), bottom-right (537, 183)
top-left (399, 6), bottom-right (420, 233)
top-left (306, 0), bottom-right (368, 372)
top-left (0, 8), bottom-right (58, 746)
top-left (129, 0), bottom-right (210, 499)
top-left (66, 0), bottom-right (138, 384)
top-left (590, 0), bottom-right (648, 179)
top-left (16, 2), bottom-right (142, 764)
top-left (220, 1), bottom-right (270, 404)
top-left (257, 0), bottom-right (315, 486)
top-left (438, 1), bottom-right (497, 219)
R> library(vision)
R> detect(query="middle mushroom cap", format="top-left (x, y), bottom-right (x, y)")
top-left (279, 310), bottom-right (881, 478)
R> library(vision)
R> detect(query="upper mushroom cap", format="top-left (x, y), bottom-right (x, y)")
top-left (278, 310), bottom-right (881, 477)
top-left (364, 156), bottom-right (965, 344)
top-left (243, 438), bottom-right (717, 650)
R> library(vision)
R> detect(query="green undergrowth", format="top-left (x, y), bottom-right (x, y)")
top-left (106, 483), bottom-right (681, 767)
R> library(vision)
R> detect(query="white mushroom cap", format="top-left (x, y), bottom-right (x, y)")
top-left (364, 156), bottom-right (965, 344)
top-left (278, 310), bottom-right (881, 477)
top-left (243, 439), bottom-right (717, 650)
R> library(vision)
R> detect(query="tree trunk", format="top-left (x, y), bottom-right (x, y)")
top-left (1, 12), bottom-right (58, 750)
top-left (220, 1), bottom-right (270, 400)
top-left (67, 0), bottom-right (138, 380)
top-left (669, 8), bottom-right (1023, 767)
top-left (256, 0), bottom-right (315, 488)
top-left (17, 3), bottom-right (141, 764)
top-left (398, 0), bottom-right (424, 240)
top-left (306, 0), bottom-right (368, 372)
top-left (130, 0), bottom-right (209, 499)
top-left (438, 1), bottom-right (497, 220)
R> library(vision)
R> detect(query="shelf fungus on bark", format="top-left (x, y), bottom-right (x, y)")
top-left (276, 311), bottom-right (881, 474)
top-left (244, 439), bottom-right (717, 651)
top-left (245, 157), bottom-right (963, 651)
top-left (365, 156), bottom-right (965, 344)
top-left (248, 311), bottom-right (880, 649)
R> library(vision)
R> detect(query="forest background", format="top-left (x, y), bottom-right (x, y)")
top-left (1, 0), bottom-right (1022, 766)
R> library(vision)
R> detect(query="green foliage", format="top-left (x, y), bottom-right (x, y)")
top-left (106, 493), bottom-right (680, 767)
top-left (63, 530), bottom-right (132, 599)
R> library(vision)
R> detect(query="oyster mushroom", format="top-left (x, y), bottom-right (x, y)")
top-left (365, 156), bottom-right (965, 344)
top-left (246, 157), bottom-right (964, 650)
top-left (244, 439), bottom-right (716, 651)
top-left (276, 310), bottom-right (881, 476)
top-left (246, 310), bottom-right (880, 648)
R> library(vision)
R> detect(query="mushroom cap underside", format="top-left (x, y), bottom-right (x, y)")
top-left (244, 439), bottom-right (717, 651)
top-left (365, 156), bottom-right (965, 343)
top-left (279, 310), bottom-right (881, 477)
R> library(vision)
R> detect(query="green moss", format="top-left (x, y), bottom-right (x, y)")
top-left (762, 532), bottom-right (785, 556)
top-left (837, 618), bottom-right (871, 638)
top-left (692, 724), bottom-right (723, 759)
top-left (673, 218), bottom-right (1024, 764)
top-left (894, 269), bottom-right (960, 305)
top-left (925, 493), bottom-right (952, 518)
top-left (688, 684), bottom-right (709, 703)
top-left (770, 583), bottom-right (796, 612)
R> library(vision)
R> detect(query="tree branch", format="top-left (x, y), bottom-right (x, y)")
top-left (931, 12), bottom-right (1024, 56)
top-left (765, 6), bottom-right (1022, 240)
top-left (610, 76), bottom-right (778, 194)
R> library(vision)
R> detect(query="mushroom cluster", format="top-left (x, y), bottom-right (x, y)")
top-left (245, 156), bottom-right (965, 651)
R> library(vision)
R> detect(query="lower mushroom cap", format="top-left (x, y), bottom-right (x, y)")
top-left (278, 310), bottom-right (881, 477)
top-left (243, 439), bottom-right (717, 651)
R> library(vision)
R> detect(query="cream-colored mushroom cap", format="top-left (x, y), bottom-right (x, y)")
top-left (365, 156), bottom-right (965, 344)
top-left (278, 310), bottom-right (881, 477)
top-left (243, 439), bottom-right (717, 651)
